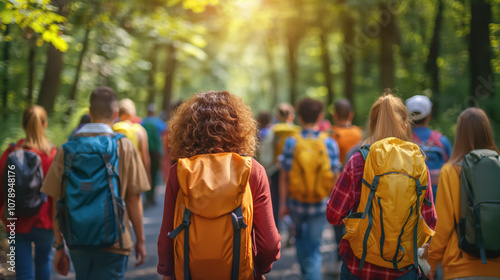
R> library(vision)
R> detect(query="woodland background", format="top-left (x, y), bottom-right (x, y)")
top-left (0, 0), bottom-right (499, 148)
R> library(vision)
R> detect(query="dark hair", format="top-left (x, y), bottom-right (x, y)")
top-left (257, 112), bottom-right (272, 129)
top-left (168, 91), bottom-right (257, 160)
top-left (89, 87), bottom-right (118, 121)
top-left (297, 97), bottom-right (324, 124)
top-left (334, 99), bottom-right (353, 120)
top-left (79, 114), bottom-right (91, 125)
top-left (411, 113), bottom-right (428, 125)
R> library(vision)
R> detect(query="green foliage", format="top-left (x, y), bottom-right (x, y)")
top-left (0, 0), bottom-right (68, 51)
top-left (1, 0), bottom-right (499, 150)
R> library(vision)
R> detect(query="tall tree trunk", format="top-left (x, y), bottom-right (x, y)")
top-left (425, 0), bottom-right (444, 116)
top-left (146, 44), bottom-right (159, 109)
top-left (285, 0), bottom-right (303, 106)
top-left (27, 35), bottom-right (37, 105)
top-left (286, 38), bottom-right (298, 106)
top-left (320, 27), bottom-right (334, 117)
top-left (379, 3), bottom-right (397, 89)
top-left (265, 34), bottom-right (279, 108)
top-left (162, 44), bottom-right (177, 117)
top-left (469, 0), bottom-right (494, 117)
top-left (37, 0), bottom-right (68, 114)
top-left (2, 25), bottom-right (10, 113)
top-left (342, 12), bottom-right (355, 106)
top-left (67, 26), bottom-right (91, 114)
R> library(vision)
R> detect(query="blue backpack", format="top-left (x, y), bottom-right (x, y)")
top-left (57, 133), bottom-right (125, 250)
top-left (412, 131), bottom-right (448, 200)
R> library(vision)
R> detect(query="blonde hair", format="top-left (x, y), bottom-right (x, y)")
top-left (449, 107), bottom-right (499, 164)
top-left (276, 103), bottom-right (295, 123)
top-left (366, 90), bottom-right (411, 145)
top-left (22, 105), bottom-right (51, 154)
top-left (118, 98), bottom-right (136, 117)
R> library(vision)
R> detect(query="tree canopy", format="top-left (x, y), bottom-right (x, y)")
top-left (0, 0), bottom-right (499, 148)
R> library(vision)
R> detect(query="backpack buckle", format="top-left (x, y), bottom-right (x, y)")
top-left (105, 163), bottom-right (114, 176)
top-left (231, 212), bottom-right (247, 230)
top-left (370, 176), bottom-right (380, 190)
top-left (182, 210), bottom-right (191, 227)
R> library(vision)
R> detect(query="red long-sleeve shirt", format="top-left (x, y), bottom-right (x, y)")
top-left (326, 152), bottom-right (438, 280)
top-left (157, 158), bottom-right (281, 278)
top-left (0, 139), bottom-right (56, 233)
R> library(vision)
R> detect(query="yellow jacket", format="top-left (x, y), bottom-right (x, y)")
top-left (428, 163), bottom-right (500, 279)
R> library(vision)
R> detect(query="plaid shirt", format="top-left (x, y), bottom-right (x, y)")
top-left (280, 129), bottom-right (341, 215)
top-left (326, 152), bottom-right (438, 280)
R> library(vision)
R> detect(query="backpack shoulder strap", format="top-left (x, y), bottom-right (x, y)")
top-left (429, 130), bottom-right (448, 161)
top-left (231, 205), bottom-right (247, 280)
top-left (428, 130), bottom-right (443, 143)
top-left (359, 145), bottom-right (370, 162)
top-left (101, 149), bottom-right (124, 249)
top-left (168, 208), bottom-right (192, 280)
top-left (112, 132), bottom-right (125, 140)
top-left (411, 132), bottom-right (422, 144)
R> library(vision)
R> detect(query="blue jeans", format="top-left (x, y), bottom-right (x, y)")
top-left (69, 250), bottom-right (128, 280)
top-left (15, 227), bottom-right (54, 280)
top-left (289, 210), bottom-right (327, 280)
top-left (340, 261), bottom-right (418, 280)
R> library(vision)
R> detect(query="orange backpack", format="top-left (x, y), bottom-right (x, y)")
top-left (332, 125), bottom-right (363, 165)
top-left (168, 153), bottom-right (254, 280)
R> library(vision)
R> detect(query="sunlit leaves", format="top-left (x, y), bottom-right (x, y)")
top-left (167, 0), bottom-right (219, 13)
top-left (0, 0), bottom-right (68, 51)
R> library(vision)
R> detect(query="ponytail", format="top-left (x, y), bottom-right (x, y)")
top-left (22, 105), bottom-right (51, 154)
top-left (367, 89), bottom-right (411, 145)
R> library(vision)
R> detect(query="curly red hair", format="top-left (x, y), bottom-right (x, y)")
top-left (168, 91), bottom-right (257, 160)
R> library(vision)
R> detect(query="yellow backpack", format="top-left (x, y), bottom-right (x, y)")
top-left (342, 137), bottom-right (435, 270)
top-left (288, 133), bottom-right (335, 203)
top-left (168, 153), bottom-right (254, 280)
top-left (112, 121), bottom-right (142, 152)
top-left (271, 123), bottom-right (301, 165)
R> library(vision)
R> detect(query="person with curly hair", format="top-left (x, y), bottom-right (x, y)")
top-left (157, 91), bottom-right (281, 280)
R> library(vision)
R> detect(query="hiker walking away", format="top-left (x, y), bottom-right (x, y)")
top-left (330, 98), bottom-right (364, 270)
top-left (70, 114), bottom-right (91, 137)
top-left (327, 91), bottom-right (438, 280)
top-left (157, 91), bottom-right (281, 280)
top-left (259, 103), bottom-right (301, 229)
top-left (160, 101), bottom-right (183, 183)
top-left (279, 97), bottom-right (341, 280)
top-left (426, 107), bottom-right (500, 280)
top-left (0, 105), bottom-right (57, 280)
top-left (332, 99), bottom-right (363, 166)
top-left (141, 103), bottom-right (167, 207)
top-left (41, 87), bottom-right (151, 279)
top-left (113, 98), bottom-right (152, 185)
top-left (406, 95), bottom-right (452, 202)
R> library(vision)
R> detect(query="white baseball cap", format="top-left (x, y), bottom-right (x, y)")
top-left (406, 95), bottom-right (432, 121)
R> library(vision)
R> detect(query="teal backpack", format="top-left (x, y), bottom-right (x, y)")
top-left (458, 149), bottom-right (500, 263)
top-left (57, 133), bottom-right (125, 250)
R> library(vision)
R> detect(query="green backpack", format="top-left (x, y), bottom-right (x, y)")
top-left (458, 149), bottom-right (500, 263)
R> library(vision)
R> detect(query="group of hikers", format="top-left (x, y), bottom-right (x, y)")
top-left (0, 86), bottom-right (499, 280)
